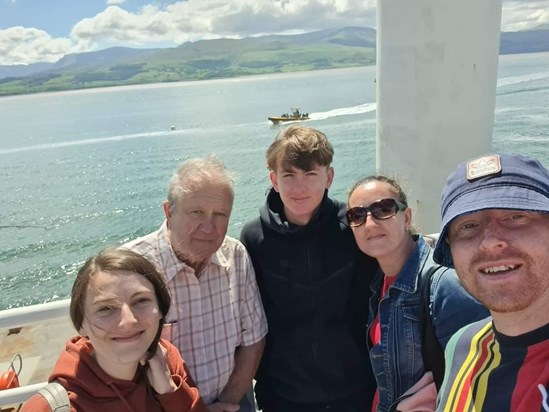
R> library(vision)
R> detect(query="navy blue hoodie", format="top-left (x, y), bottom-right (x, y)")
top-left (240, 189), bottom-right (378, 405)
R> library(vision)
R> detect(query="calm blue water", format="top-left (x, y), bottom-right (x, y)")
top-left (1, 53), bottom-right (548, 310)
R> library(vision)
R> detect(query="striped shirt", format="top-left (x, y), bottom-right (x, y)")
top-left (125, 223), bottom-right (268, 404)
top-left (437, 317), bottom-right (549, 412)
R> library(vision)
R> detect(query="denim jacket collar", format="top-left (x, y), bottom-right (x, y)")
top-left (370, 234), bottom-right (430, 295)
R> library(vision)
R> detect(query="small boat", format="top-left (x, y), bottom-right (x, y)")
top-left (268, 108), bottom-right (310, 123)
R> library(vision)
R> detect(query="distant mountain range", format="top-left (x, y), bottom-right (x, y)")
top-left (0, 26), bottom-right (547, 96)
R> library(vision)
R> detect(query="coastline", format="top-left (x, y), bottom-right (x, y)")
top-left (3, 50), bottom-right (549, 100)
top-left (0, 64), bottom-right (374, 100)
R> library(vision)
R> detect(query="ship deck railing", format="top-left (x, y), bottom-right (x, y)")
top-left (0, 299), bottom-right (72, 409)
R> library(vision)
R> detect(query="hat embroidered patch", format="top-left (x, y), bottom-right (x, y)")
top-left (466, 154), bottom-right (502, 181)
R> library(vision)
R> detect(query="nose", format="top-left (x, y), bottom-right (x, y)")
top-left (118, 304), bottom-right (138, 326)
top-left (362, 212), bottom-right (378, 228)
top-left (199, 216), bottom-right (216, 234)
top-left (478, 220), bottom-right (508, 252)
top-left (293, 175), bottom-right (308, 192)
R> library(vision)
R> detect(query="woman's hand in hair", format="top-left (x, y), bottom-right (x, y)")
top-left (142, 342), bottom-right (178, 394)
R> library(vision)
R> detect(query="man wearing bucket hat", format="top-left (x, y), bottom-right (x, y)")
top-left (432, 153), bottom-right (549, 411)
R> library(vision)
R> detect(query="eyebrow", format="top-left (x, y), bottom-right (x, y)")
top-left (91, 290), bottom-right (154, 305)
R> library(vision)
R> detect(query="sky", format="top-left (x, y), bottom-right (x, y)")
top-left (1, 0), bottom-right (548, 66)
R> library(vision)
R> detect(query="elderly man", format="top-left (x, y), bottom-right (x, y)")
top-left (125, 156), bottom-right (267, 412)
top-left (432, 153), bottom-right (549, 411)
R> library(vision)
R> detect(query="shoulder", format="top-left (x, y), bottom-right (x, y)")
top-left (430, 265), bottom-right (459, 290)
top-left (123, 229), bottom-right (157, 250)
top-left (240, 217), bottom-right (263, 245)
top-left (314, 196), bottom-right (352, 236)
top-left (426, 247), bottom-right (489, 343)
top-left (430, 265), bottom-right (487, 316)
top-left (220, 236), bottom-right (249, 255)
top-left (462, 317), bottom-right (493, 335)
top-left (430, 266), bottom-right (473, 305)
top-left (217, 236), bottom-right (254, 270)
top-left (447, 317), bottom-right (493, 350)
top-left (420, 243), bottom-right (462, 293)
top-left (329, 196), bottom-right (349, 222)
top-left (122, 230), bottom-right (162, 263)
top-left (330, 196), bottom-right (346, 210)
top-left (439, 317), bottom-right (493, 404)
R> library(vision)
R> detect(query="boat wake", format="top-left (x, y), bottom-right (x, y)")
top-left (0, 129), bottom-right (199, 155)
top-left (497, 71), bottom-right (549, 88)
top-left (1, 103), bottom-right (378, 155)
top-left (308, 103), bottom-right (376, 121)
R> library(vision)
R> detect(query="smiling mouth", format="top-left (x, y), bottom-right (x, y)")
top-left (367, 234), bottom-right (385, 241)
top-left (112, 331), bottom-right (144, 342)
top-left (481, 264), bottom-right (519, 274)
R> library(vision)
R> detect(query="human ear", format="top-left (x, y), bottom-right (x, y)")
top-left (404, 207), bottom-right (412, 231)
top-left (326, 167), bottom-right (334, 188)
top-left (269, 171), bottom-right (280, 192)
top-left (163, 201), bottom-right (172, 224)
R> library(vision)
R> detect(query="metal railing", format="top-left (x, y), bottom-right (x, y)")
top-left (0, 382), bottom-right (48, 406)
top-left (0, 299), bottom-right (70, 330)
top-left (0, 299), bottom-right (71, 407)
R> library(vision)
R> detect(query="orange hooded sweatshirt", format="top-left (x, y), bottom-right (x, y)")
top-left (21, 336), bottom-right (208, 412)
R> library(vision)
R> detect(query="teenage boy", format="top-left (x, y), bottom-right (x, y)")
top-left (240, 126), bottom-right (377, 412)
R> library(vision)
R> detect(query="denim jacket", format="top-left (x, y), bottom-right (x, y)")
top-left (367, 235), bottom-right (488, 412)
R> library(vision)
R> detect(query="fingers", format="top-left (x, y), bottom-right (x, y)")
top-left (145, 344), bottom-right (178, 394)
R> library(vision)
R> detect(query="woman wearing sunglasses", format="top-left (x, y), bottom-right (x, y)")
top-left (346, 176), bottom-right (487, 412)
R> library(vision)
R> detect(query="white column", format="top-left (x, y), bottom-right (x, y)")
top-left (376, 0), bottom-right (503, 233)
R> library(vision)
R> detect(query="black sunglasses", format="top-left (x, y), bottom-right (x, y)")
top-left (346, 198), bottom-right (407, 227)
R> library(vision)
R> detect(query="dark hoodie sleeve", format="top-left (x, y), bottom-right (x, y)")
top-left (156, 339), bottom-right (208, 412)
top-left (239, 218), bottom-right (265, 288)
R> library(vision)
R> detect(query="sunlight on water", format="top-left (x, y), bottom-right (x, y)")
top-left (0, 57), bottom-right (547, 310)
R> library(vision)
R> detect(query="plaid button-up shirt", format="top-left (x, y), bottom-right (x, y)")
top-left (125, 223), bottom-right (267, 404)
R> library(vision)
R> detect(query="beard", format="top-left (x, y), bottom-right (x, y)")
top-left (456, 249), bottom-right (549, 314)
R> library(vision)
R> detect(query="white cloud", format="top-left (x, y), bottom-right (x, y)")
top-left (0, 26), bottom-right (88, 65)
top-left (165, 0), bottom-right (377, 38)
top-left (68, 1), bottom-right (377, 47)
top-left (502, 0), bottom-right (549, 31)
top-left (2, 0), bottom-right (548, 65)
top-left (70, 6), bottom-right (173, 45)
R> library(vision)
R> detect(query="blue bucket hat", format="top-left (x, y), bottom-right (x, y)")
top-left (433, 153), bottom-right (549, 267)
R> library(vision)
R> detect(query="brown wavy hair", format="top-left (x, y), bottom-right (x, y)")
top-left (70, 248), bottom-right (171, 332)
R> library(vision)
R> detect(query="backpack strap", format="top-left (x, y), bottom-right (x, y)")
top-left (419, 264), bottom-right (445, 390)
top-left (38, 380), bottom-right (71, 412)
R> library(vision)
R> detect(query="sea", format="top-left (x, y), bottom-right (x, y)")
top-left (1, 52), bottom-right (548, 311)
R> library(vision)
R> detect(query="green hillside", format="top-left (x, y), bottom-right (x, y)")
top-left (2, 24), bottom-right (546, 97)
top-left (0, 27), bottom-right (376, 96)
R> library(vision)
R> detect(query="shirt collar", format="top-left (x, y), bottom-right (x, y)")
top-left (158, 222), bottom-right (230, 281)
